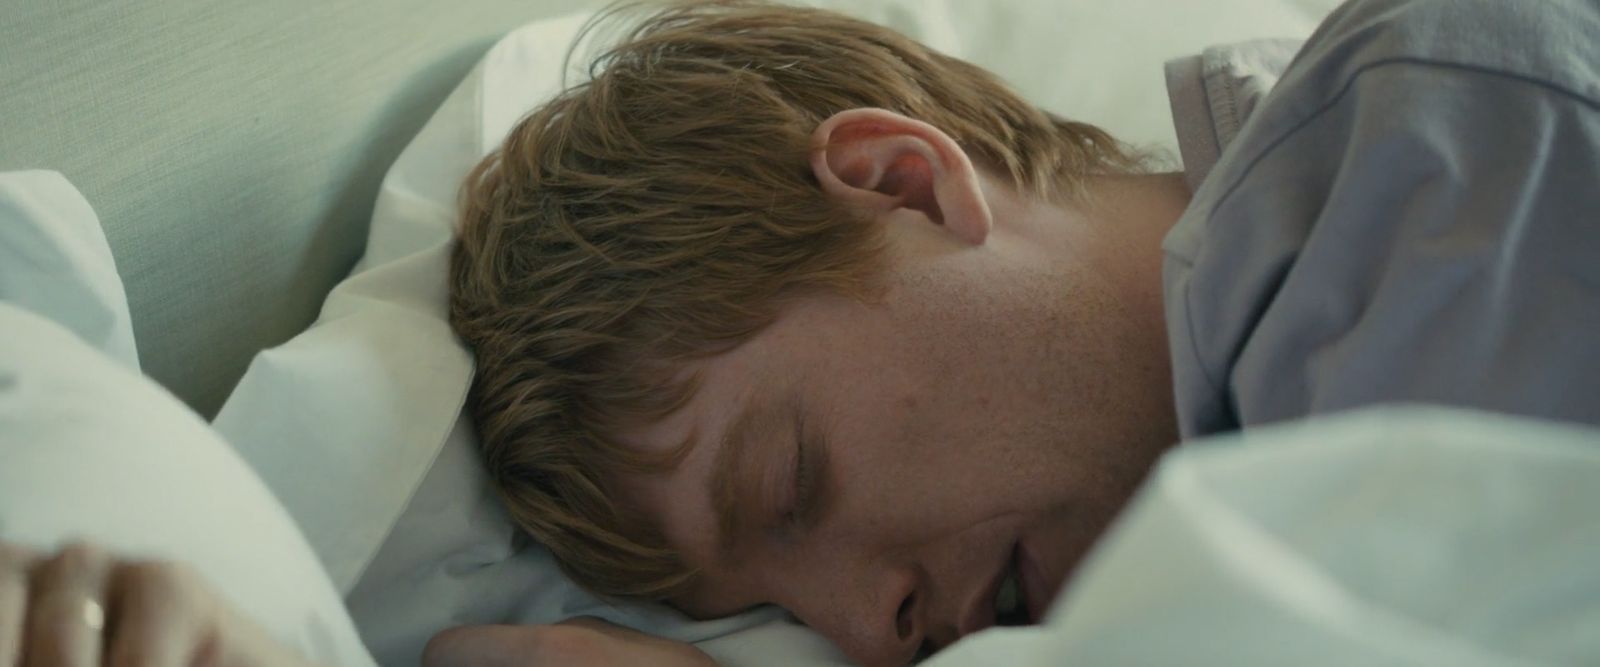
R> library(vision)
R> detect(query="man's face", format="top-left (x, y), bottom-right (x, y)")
top-left (612, 210), bottom-right (1178, 665)
top-left (608, 166), bottom-right (1177, 665)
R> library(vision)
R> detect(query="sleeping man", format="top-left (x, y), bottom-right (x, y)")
top-left (3, 0), bottom-right (1596, 664)
top-left (431, 2), bottom-right (1179, 664)
top-left (428, 0), bottom-right (1600, 664)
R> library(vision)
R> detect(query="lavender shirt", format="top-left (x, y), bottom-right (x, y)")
top-left (1161, 0), bottom-right (1600, 438)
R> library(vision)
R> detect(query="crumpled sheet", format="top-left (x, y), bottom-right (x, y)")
top-left (0, 170), bottom-right (377, 667)
top-left (931, 406), bottom-right (1600, 666)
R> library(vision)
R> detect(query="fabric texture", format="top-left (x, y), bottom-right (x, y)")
top-left (0, 170), bottom-right (139, 369)
top-left (1163, 0), bottom-right (1600, 438)
top-left (1165, 39), bottom-right (1305, 193)
top-left (0, 306), bottom-right (378, 667)
top-left (928, 407), bottom-right (1600, 665)
top-left (0, 171), bottom-right (375, 666)
top-left (0, 0), bottom-right (599, 417)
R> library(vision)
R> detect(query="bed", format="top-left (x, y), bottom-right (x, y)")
top-left (4, 1), bottom-right (1597, 665)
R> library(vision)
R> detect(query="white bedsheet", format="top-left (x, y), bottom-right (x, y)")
top-left (932, 407), bottom-right (1600, 666)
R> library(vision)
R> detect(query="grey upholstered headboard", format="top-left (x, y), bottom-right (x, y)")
top-left (0, 0), bottom-right (597, 416)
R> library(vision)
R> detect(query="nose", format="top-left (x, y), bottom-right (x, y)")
top-left (853, 569), bottom-right (930, 666)
top-left (894, 587), bottom-right (918, 643)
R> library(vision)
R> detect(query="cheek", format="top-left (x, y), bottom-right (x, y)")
top-left (820, 364), bottom-right (1086, 538)
top-left (820, 391), bottom-right (1010, 536)
top-left (795, 306), bottom-right (1073, 535)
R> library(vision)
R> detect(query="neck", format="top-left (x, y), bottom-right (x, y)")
top-left (980, 168), bottom-right (1191, 341)
top-left (1081, 172), bottom-right (1192, 329)
top-left (1061, 173), bottom-right (1191, 440)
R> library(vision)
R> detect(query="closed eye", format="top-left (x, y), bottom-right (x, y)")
top-left (786, 409), bottom-right (824, 533)
top-left (787, 430), bottom-right (811, 529)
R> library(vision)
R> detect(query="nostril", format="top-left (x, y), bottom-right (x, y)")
top-left (895, 590), bottom-right (917, 641)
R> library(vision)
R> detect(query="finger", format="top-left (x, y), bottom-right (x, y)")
top-left (0, 543), bottom-right (41, 667)
top-left (23, 542), bottom-right (111, 667)
top-left (104, 560), bottom-right (208, 667)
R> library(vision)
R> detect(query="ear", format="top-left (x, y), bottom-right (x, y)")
top-left (810, 108), bottom-right (993, 246)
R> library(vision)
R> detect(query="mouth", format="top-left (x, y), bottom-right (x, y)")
top-left (994, 543), bottom-right (1030, 627)
top-left (955, 542), bottom-right (1037, 639)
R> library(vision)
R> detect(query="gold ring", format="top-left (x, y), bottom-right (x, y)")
top-left (82, 598), bottom-right (105, 632)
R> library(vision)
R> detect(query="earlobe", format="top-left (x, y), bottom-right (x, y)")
top-left (809, 108), bottom-right (993, 246)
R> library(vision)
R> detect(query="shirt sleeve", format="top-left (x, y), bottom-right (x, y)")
top-left (1162, 0), bottom-right (1600, 437)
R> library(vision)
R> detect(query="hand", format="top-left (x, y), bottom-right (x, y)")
top-left (0, 540), bottom-right (311, 667)
top-left (424, 617), bottom-right (716, 667)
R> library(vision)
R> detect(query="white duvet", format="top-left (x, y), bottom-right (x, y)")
top-left (928, 408), bottom-right (1600, 666)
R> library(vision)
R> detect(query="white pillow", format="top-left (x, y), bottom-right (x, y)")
top-left (0, 170), bottom-right (138, 369)
top-left (813, 0), bottom-right (1338, 156)
top-left (221, 17), bottom-right (800, 664)
top-left (0, 172), bottom-right (375, 667)
top-left (215, 2), bottom-right (1346, 664)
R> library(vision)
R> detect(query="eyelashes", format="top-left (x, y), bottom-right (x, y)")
top-left (787, 433), bottom-right (811, 528)
top-left (787, 410), bottom-right (821, 531)
top-left (775, 410), bottom-right (813, 533)
top-left (776, 397), bottom-right (828, 540)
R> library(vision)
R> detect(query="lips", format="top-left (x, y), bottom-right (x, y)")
top-left (957, 541), bottom-right (1046, 639)
top-left (1017, 541), bottom-right (1051, 624)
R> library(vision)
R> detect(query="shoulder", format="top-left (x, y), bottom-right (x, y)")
top-left (1293, 0), bottom-right (1600, 101)
top-left (1180, 0), bottom-right (1600, 238)
top-left (1161, 0), bottom-right (1600, 436)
